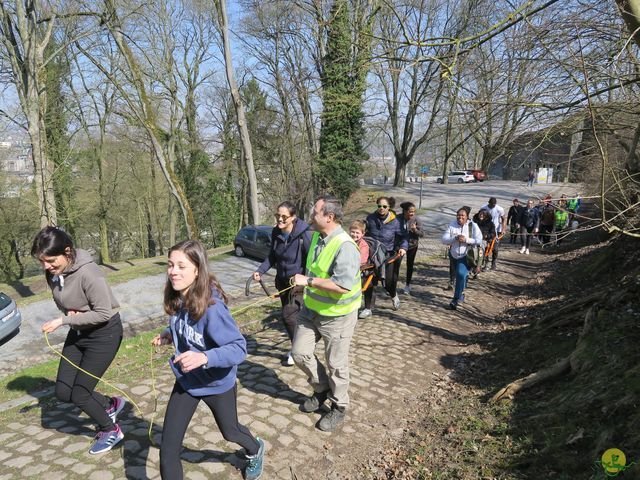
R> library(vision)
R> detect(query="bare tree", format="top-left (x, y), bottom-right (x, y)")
top-left (67, 39), bottom-right (119, 262)
top-left (95, 0), bottom-right (199, 238)
top-left (0, 1), bottom-right (59, 226)
top-left (214, 0), bottom-right (261, 225)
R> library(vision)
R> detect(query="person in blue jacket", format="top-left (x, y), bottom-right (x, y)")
top-left (253, 201), bottom-right (311, 366)
top-left (152, 240), bottom-right (265, 480)
top-left (361, 196), bottom-right (407, 317)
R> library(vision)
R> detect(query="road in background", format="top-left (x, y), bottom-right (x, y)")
top-left (0, 180), bottom-right (571, 375)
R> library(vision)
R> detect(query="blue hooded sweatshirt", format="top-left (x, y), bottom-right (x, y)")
top-left (169, 293), bottom-right (247, 396)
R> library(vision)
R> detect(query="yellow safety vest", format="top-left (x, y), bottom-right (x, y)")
top-left (304, 231), bottom-right (362, 316)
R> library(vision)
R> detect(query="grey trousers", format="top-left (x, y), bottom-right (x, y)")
top-left (291, 306), bottom-right (358, 409)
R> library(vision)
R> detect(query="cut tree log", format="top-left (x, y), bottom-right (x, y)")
top-left (490, 305), bottom-right (596, 403)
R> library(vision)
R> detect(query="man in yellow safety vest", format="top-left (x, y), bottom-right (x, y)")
top-left (291, 195), bottom-right (361, 432)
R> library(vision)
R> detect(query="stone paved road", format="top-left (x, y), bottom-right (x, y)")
top-left (0, 178), bottom-right (568, 479)
top-left (0, 239), bottom-right (543, 480)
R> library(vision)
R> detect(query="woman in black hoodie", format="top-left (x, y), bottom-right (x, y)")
top-left (472, 209), bottom-right (496, 274)
top-left (253, 201), bottom-right (312, 365)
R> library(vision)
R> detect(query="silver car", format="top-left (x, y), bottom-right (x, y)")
top-left (0, 292), bottom-right (21, 342)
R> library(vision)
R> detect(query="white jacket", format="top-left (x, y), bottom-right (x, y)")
top-left (442, 220), bottom-right (483, 259)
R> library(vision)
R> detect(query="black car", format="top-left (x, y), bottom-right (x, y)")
top-left (233, 225), bottom-right (273, 260)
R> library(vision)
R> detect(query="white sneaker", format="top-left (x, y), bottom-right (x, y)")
top-left (358, 308), bottom-right (372, 319)
top-left (286, 352), bottom-right (295, 366)
top-left (519, 246), bottom-right (526, 254)
top-left (402, 285), bottom-right (411, 295)
top-left (392, 295), bottom-right (400, 310)
top-left (525, 249), bottom-right (530, 255)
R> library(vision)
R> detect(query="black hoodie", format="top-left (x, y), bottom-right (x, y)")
top-left (472, 212), bottom-right (496, 242)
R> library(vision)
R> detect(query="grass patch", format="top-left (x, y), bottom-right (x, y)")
top-left (0, 295), bottom-right (279, 408)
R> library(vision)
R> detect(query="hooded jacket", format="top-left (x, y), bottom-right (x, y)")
top-left (256, 218), bottom-right (312, 281)
top-left (48, 249), bottom-right (120, 330)
top-left (169, 291), bottom-right (246, 396)
top-left (365, 211), bottom-right (408, 253)
top-left (472, 212), bottom-right (496, 242)
top-left (519, 206), bottom-right (540, 229)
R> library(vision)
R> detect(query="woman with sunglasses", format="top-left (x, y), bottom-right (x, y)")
top-left (253, 201), bottom-right (311, 365)
top-left (361, 196), bottom-right (408, 318)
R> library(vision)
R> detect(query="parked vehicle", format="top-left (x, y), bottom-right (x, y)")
top-left (233, 225), bottom-right (273, 260)
top-left (0, 292), bottom-right (21, 343)
top-left (469, 169), bottom-right (487, 182)
top-left (436, 170), bottom-right (475, 184)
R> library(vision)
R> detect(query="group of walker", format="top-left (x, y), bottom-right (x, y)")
top-left (32, 190), bottom-right (579, 478)
top-left (443, 193), bottom-right (581, 311)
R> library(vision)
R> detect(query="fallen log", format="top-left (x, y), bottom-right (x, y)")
top-left (490, 305), bottom-right (596, 403)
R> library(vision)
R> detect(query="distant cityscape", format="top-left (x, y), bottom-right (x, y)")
top-left (0, 135), bottom-right (32, 175)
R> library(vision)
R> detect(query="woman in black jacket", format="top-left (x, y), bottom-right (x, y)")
top-left (518, 199), bottom-right (540, 255)
top-left (253, 201), bottom-right (311, 365)
top-left (472, 209), bottom-right (496, 274)
top-left (398, 202), bottom-right (424, 294)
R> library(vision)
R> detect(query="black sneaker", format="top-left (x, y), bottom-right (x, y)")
top-left (301, 390), bottom-right (329, 413)
top-left (318, 404), bottom-right (346, 432)
top-left (447, 301), bottom-right (457, 311)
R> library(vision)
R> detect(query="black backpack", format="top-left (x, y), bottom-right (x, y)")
top-left (362, 236), bottom-right (388, 283)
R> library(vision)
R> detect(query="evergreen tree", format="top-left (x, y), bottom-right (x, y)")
top-left (317, 0), bottom-right (372, 201)
top-left (44, 41), bottom-right (74, 233)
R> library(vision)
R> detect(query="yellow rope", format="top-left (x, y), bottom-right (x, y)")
top-left (42, 280), bottom-right (299, 445)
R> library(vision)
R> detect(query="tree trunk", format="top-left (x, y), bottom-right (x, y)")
top-left (216, 0), bottom-right (261, 225)
top-left (394, 156), bottom-right (407, 187)
top-left (1, 1), bottom-right (58, 227)
top-left (616, 0), bottom-right (640, 48)
top-left (97, 143), bottom-right (111, 263)
top-left (28, 111), bottom-right (57, 227)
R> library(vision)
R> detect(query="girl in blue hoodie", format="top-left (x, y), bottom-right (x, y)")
top-left (152, 240), bottom-right (265, 480)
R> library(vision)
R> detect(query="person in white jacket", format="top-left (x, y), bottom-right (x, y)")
top-left (442, 208), bottom-right (483, 310)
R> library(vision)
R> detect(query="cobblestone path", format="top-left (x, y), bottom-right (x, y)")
top-left (0, 246), bottom-right (526, 479)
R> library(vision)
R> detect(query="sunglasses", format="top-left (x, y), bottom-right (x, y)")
top-left (274, 214), bottom-right (291, 221)
top-left (377, 204), bottom-right (389, 209)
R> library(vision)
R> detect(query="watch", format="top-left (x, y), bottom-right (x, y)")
top-left (306, 277), bottom-right (314, 287)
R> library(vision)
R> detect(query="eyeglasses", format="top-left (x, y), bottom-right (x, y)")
top-left (274, 214), bottom-right (291, 221)
top-left (377, 204), bottom-right (389, 209)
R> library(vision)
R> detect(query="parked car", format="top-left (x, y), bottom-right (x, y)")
top-left (469, 169), bottom-right (487, 182)
top-left (0, 292), bottom-right (21, 343)
top-left (233, 225), bottom-right (273, 260)
top-left (436, 170), bottom-right (475, 184)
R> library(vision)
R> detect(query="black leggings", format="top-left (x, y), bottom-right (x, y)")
top-left (521, 225), bottom-right (535, 248)
top-left (404, 247), bottom-right (418, 285)
top-left (55, 315), bottom-right (123, 432)
top-left (275, 276), bottom-right (302, 341)
top-left (539, 224), bottom-right (553, 244)
top-left (160, 382), bottom-right (259, 480)
top-left (364, 257), bottom-right (399, 309)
